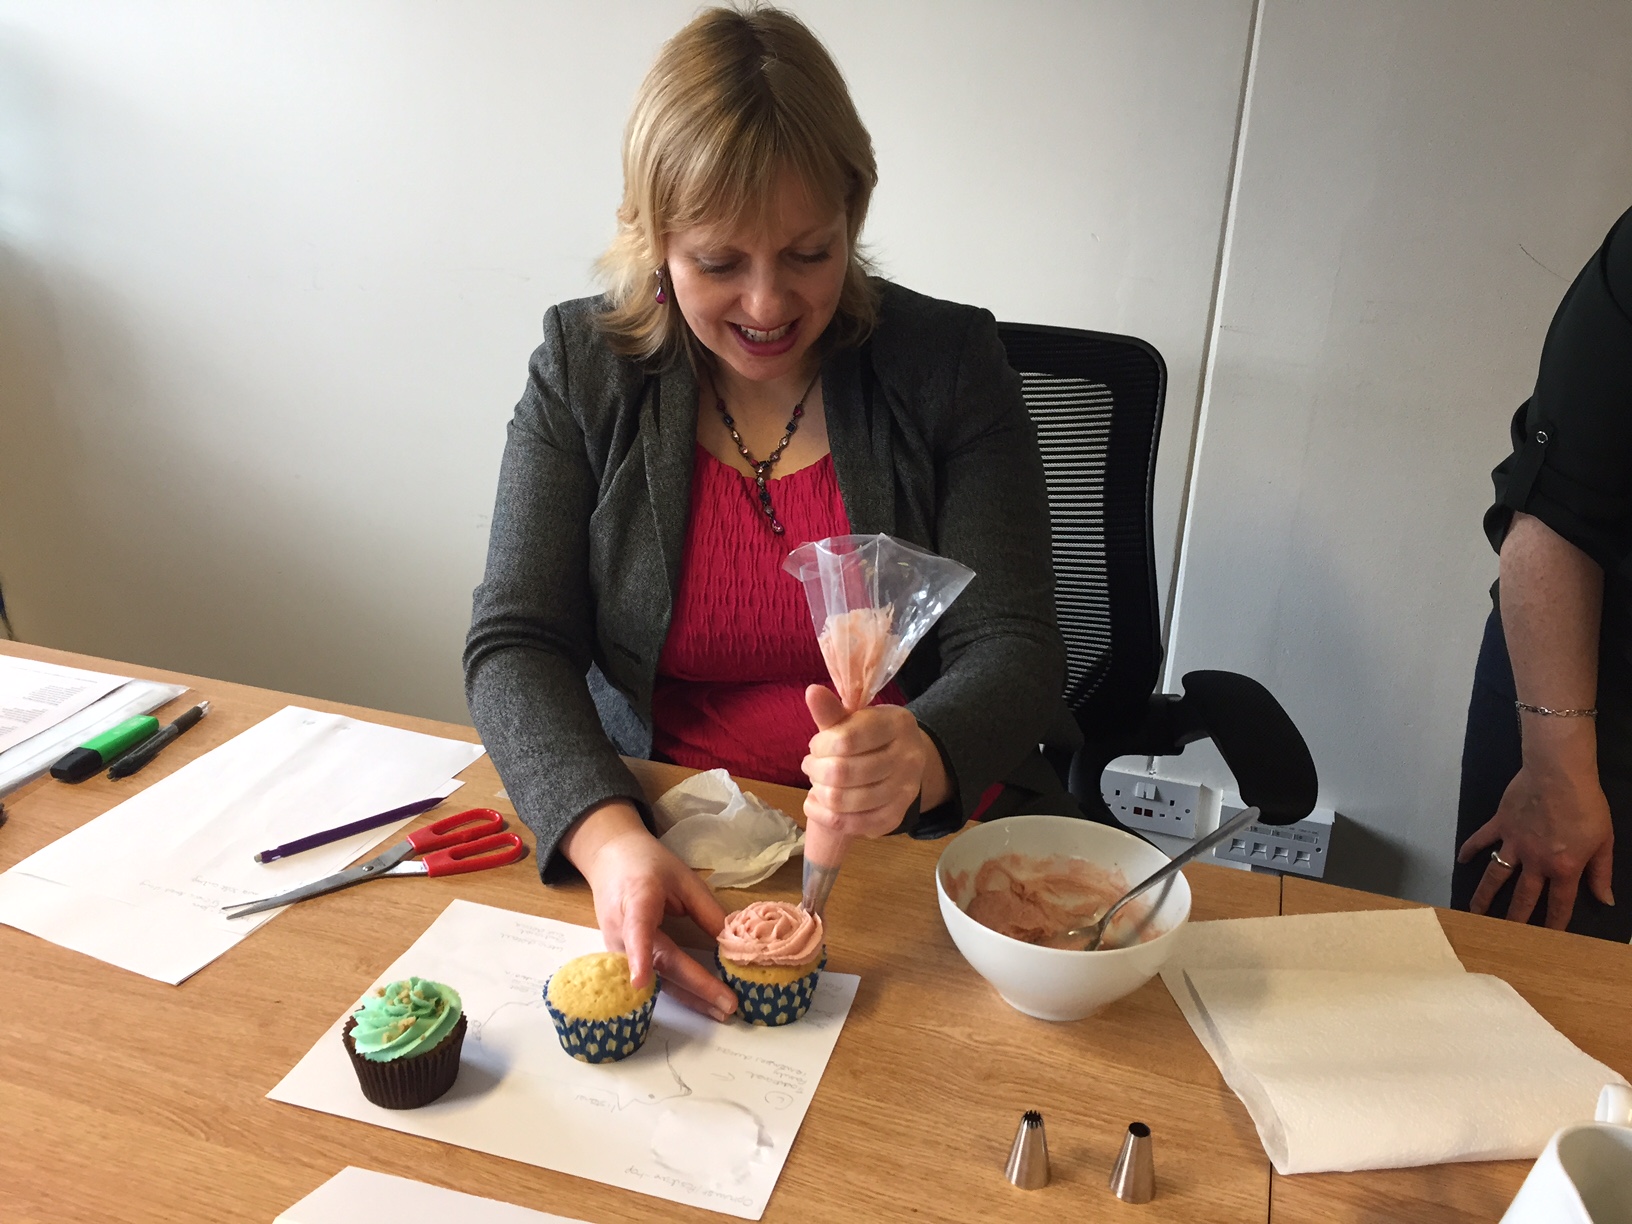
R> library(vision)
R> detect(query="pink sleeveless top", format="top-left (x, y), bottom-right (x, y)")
top-left (652, 447), bottom-right (905, 786)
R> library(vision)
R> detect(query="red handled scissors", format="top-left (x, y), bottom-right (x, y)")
top-left (222, 807), bottom-right (525, 919)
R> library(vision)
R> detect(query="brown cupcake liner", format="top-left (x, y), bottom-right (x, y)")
top-left (341, 1012), bottom-right (466, 1109)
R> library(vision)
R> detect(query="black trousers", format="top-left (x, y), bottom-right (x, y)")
top-left (1451, 609), bottom-right (1632, 942)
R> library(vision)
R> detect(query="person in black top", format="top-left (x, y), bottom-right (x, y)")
top-left (1453, 205), bottom-right (1632, 942)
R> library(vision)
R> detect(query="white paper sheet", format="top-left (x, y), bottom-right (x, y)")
top-left (269, 900), bottom-right (859, 1221)
top-left (276, 1167), bottom-right (592, 1223)
top-left (0, 706), bottom-right (485, 983)
top-left (0, 656), bottom-right (129, 754)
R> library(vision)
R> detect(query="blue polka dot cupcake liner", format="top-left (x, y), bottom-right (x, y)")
top-left (716, 951), bottom-right (826, 1026)
top-left (542, 974), bottom-right (659, 1064)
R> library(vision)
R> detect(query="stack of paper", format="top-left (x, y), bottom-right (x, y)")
top-left (0, 706), bottom-right (485, 983)
top-left (0, 656), bottom-right (130, 753)
top-left (1162, 909), bottom-right (1626, 1173)
top-left (0, 655), bottom-right (189, 796)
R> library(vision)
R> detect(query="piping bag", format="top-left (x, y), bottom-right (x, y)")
top-left (784, 534), bottom-right (975, 917)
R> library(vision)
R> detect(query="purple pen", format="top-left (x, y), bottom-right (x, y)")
top-left (253, 796), bottom-right (447, 863)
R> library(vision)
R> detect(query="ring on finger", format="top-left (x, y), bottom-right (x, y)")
top-left (1490, 848), bottom-right (1516, 870)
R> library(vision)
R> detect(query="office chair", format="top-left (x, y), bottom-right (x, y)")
top-left (998, 322), bottom-right (1319, 829)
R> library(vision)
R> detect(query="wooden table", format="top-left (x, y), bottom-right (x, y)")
top-left (1, 643), bottom-right (1627, 1223)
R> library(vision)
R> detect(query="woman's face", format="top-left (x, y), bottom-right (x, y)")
top-left (665, 171), bottom-right (848, 389)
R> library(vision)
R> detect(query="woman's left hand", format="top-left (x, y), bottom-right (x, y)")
top-left (800, 684), bottom-right (939, 839)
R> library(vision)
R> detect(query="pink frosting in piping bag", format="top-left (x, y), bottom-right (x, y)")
top-left (807, 607), bottom-right (903, 872)
top-left (817, 607), bottom-right (898, 711)
top-left (717, 901), bottom-right (825, 966)
top-left (785, 535), bottom-right (976, 911)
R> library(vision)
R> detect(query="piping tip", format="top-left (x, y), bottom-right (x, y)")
top-left (1109, 1122), bottom-right (1155, 1203)
top-left (1004, 1110), bottom-right (1049, 1189)
top-left (800, 858), bottom-right (841, 919)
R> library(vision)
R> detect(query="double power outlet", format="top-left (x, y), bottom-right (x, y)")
top-left (1100, 766), bottom-right (1334, 879)
top-left (1100, 767), bottom-right (1208, 840)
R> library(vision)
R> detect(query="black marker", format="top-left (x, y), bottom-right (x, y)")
top-left (106, 701), bottom-right (211, 780)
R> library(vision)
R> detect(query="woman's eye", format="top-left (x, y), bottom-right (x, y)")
top-left (792, 249), bottom-right (832, 265)
top-left (695, 259), bottom-right (738, 277)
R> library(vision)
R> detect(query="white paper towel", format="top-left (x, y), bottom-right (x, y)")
top-left (1161, 910), bottom-right (1627, 1174)
top-left (1162, 907), bottom-right (1468, 979)
top-left (653, 768), bottom-right (803, 887)
top-left (1185, 969), bottom-right (1623, 1173)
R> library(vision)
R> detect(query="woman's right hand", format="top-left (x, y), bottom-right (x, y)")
top-left (562, 800), bottom-right (739, 1022)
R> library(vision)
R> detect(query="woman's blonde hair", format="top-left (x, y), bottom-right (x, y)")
top-left (597, 5), bottom-right (879, 369)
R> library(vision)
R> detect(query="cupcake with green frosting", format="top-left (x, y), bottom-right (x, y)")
top-left (341, 976), bottom-right (466, 1109)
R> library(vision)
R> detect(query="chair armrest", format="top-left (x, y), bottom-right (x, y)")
top-left (1069, 670), bottom-right (1318, 828)
top-left (1169, 670), bottom-right (1317, 826)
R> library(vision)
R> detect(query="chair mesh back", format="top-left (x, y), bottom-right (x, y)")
top-left (998, 324), bottom-right (1167, 737)
top-left (1023, 372), bottom-right (1115, 708)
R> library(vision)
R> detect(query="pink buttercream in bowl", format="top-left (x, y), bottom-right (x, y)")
top-left (717, 901), bottom-right (825, 967)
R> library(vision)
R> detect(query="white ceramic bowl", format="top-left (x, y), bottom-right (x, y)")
top-left (936, 814), bottom-right (1191, 1021)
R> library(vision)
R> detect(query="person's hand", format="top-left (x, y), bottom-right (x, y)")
top-left (800, 685), bottom-right (939, 840)
top-left (562, 801), bottom-right (738, 1021)
top-left (1456, 744), bottom-right (1615, 929)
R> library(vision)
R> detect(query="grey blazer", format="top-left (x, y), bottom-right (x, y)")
top-left (465, 280), bottom-right (1079, 881)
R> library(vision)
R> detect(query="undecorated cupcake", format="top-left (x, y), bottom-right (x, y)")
top-left (342, 976), bottom-right (466, 1109)
top-left (544, 951), bottom-right (658, 1063)
top-left (716, 901), bottom-right (826, 1027)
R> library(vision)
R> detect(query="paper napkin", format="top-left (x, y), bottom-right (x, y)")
top-left (653, 768), bottom-right (803, 887)
top-left (1162, 910), bottom-right (1626, 1174)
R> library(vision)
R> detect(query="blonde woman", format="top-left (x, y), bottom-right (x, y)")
top-left (465, 6), bottom-right (1077, 1019)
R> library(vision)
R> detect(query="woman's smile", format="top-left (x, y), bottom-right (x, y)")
top-left (729, 318), bottom-right (800, 356)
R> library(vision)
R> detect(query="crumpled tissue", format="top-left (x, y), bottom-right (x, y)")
top-left (653, 768), bottom-right (804, 888)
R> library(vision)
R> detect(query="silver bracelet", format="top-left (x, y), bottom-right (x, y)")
top-left (1514, 700), bottom-right (1597, 719)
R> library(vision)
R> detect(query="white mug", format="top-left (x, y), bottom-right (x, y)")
top-left (1596, 1083), bottom-right (1632, 1127)
top-left (1501, 1113), bottom-right (1632, 1223)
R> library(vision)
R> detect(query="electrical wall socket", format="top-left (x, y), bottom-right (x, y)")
top-left (1212, 801), bottom-right (1335, 878)
top-left (1101, 768), bottom-right (1210, 840)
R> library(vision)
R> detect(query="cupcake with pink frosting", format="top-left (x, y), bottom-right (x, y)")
top-left (716, 901), bottom-right (826, 1027)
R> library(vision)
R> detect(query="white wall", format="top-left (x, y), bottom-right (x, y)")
top-left (0, 0), bottom-right (1247, 722)
top-left (1161, 0), bottom-right (1632, 902)
top-left (4, 1), bottom-right (1629, 905)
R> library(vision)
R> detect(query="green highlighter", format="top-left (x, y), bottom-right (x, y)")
top-left (50, 716), bottom-right (162, 784)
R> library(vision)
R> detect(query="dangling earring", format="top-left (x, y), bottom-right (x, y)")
top-left (654, 267), bottom-right (667, 305)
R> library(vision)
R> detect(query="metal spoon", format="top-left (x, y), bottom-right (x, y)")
top-left (1065, 806), bottom-right (1261, 950)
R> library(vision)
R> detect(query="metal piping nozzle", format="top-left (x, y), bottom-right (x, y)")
top-left (1005, 1110), bottom-right (1049, 1189)
top-left (1109, 1121), bottom-right (1155, 1203)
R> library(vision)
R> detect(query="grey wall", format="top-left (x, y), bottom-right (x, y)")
top-left (2, 1), bottom-right (1630, 903)
top-left (1160, 0), bottom-right (1632, 902)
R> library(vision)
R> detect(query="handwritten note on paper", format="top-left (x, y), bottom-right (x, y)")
top-left (268, 900), bottom-right (859, 1220)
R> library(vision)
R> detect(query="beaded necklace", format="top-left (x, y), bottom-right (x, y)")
top-left (712, 371), bottom-right (822, 536)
